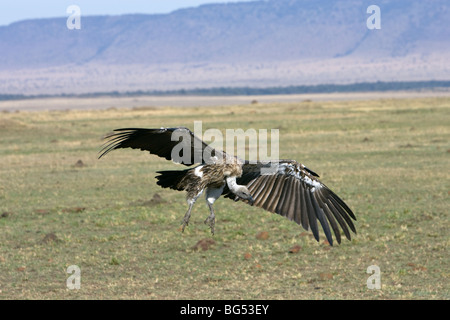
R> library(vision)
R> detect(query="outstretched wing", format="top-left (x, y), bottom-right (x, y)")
top-left (223, 160), bottom-right (356, 245)
top-left (99, 127), bottom-right (223, 166)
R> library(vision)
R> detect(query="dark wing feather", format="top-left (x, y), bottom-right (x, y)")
top-left (99, 127), bottom-right (221, 166)
top-left (223, 160), bottom-right (356, 245)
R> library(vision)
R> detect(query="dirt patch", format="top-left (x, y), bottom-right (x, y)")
top-left (407, 263), bottom-right (427, 271)
top-left (61, 207), bottom-right (86, 213)
top-left (72, 160), bottom-right (86, 168)
top-left (319, 272), bottom-right (334, 280)
top-left (243, 252), bottom-right (252, 260)
top-left (132, 193), bottom-right (167, 207)
top-left (289, 245), bottom-right (302, 253)
top-left (34, 209), bottom-right (50, 215)
top-left (1, 211), bottom-right (12, 218)
top-left (256, 231), bottom-right (269, 240)
top-left (192, 238), bottom-right (215, 251)
top-left (40, 232), bottom-right (61, 244)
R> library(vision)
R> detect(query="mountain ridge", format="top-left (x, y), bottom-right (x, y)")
top-left (0, 0), bottom-right (448, 94)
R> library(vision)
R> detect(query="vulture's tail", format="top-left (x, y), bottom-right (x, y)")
top-left (155, 169), bottom-right (190, 191)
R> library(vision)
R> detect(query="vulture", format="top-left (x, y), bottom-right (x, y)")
top-left (99, 127), bottom-right (356, 245)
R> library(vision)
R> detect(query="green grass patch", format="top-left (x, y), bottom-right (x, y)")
top-left (0, 97), bottom-right (449, 299)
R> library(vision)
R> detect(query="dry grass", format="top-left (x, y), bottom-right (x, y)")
top-left (0, 97), bottom-right (449, 299)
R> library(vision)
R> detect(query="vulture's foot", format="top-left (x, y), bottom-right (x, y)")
top-left (204, 214), bottom-right (215, 235)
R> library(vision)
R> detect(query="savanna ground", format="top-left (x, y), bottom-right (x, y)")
top-left (0, 96), bottom-right (448, 299)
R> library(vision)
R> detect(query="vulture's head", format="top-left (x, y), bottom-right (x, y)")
top-left (234, 186), bottom-right (254, 206)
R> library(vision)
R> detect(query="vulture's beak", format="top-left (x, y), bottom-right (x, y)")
top-left (234, 195), bottom-right (254, 206)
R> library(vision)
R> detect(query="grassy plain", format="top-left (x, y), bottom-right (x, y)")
top-left (0, 97), bottom-right (448, 299)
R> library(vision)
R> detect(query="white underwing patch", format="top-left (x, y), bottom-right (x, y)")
top-left (194, 165), bottom-right (204, 178)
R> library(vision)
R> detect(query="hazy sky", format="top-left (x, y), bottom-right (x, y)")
top-left (0, 0), bottom-right (257, 26)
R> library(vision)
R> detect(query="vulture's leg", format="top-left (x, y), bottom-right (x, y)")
top-left (181, 189), bottom-right (203, 232)
top-left (181, 202), bottom-right (195, 232)
top-left (204, 186), bottom-right (224, 235)
top-left (204, 202), bottom-right (215, 235)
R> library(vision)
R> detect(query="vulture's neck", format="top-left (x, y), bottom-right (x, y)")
top-left (226, 176), bottom-right (242, 193)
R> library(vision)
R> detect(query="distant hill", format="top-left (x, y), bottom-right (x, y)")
top-left (0, 0), bottom-right (449, 95)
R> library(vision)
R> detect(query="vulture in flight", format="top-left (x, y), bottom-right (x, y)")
top-left (99, 127), bottom-right (356, 245)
